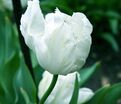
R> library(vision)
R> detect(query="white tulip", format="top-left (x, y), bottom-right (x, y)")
top-left (38, 71), bottom-right (94, 104)
top-left (2, 0), bottom-right (27, 10)
top-left (20, 0), bottom-right (93, 75)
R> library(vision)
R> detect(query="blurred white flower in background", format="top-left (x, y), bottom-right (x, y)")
top-left (38, 71), bottom-right (94, 104)
top-left (2, 0), bottom-right (27, 10)
top-left (20, 0), bottom-right (93, 75)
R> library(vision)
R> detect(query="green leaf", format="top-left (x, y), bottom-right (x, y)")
top-left (84, 83), bottom-right (121, 104)
top-left (105, 11), bottom-right (121, 19)
top-left (31, 51), bottom-right (44, 86)
top-left (0, 12), bottom-right (19, 65)
top-left (109, 19), bottom-right (118, 35)
top-left (79, 62), bottom-right (101, 86)
top-left (14, 59), bottom-right (36, 104)
top-left (101, 33), bottom-right (119, 52)
top-left (69, 74), bottom-right (79, 104)
top-left (20, 88), bottom-right (33, 104)
top-left (0, 9), bottom-right (37, 104)
top-left (84, 85), bottom-right (110, 104)
top-left (0, 10), bottom-right (21, 104)
top-left (103, 83), bottom-right (121, 104)
top-left (34, 65), bottom-right (44, 86)
top-left (0, 11), bottom-right (6, 65)
top-left (0, 52), bottom-right (20, 104)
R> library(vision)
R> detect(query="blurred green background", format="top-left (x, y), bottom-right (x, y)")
top-left (0, 0), bottom-right (121, 104)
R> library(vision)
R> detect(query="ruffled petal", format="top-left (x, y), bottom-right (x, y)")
top-left (20, 0), bottom-right (45, 50)
top-left (72, 13), bottom-right (92, 38)
top-left (65, 13), bottom-right (92, 72)
top-left (45, 8), bottom-right (71, 35)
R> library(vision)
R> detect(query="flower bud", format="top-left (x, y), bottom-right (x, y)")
top-left (20, 0), bottom-right (93, 75)
top-left (38, 71), bottom-right (94, 104)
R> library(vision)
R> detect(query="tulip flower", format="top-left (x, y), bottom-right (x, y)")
top-left (20, 0), bottom-right (93, 75)
top-left (2, 0), bottom-right (27, 10)
top-left (38, 71), bottom-right (94, 104)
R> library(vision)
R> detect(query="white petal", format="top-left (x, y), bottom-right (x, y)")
top-left (38, 71), bottom-right (81, 104)
top-left (20, 0), bottom-right (45, 50)
top-left (45, 8), bottom-right (71, 35)
top-left (38, 71), bottom-right (52, 99)
top-left (72, 13), bottom-right (93, 38)
top-left (20, 5), bottom-right (93, 75)
top-left (34, 36), bottom-right (50, 71)
top-left (65, 13), bottom-right (92, 72)
top-left (78, 88), bottom-right (94, 104)
top-left (54, 8), bottom-right (70, 25)
top-left (34, 21), bottom-right (72, 73)
top-left (35, 11), bottom-right (92, 75)
top-left (36, 22), bottom-right (75, 74)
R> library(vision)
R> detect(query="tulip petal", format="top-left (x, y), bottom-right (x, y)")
top-left (38, 71), bottom-right (81, 104)
top-left (20, 4), bottom-right (93, 75)
top-left (20, 0), bottom-right (45, 50)
top-left (38, 71), bottom-right (93, 104)
top-left (45, 8), bottom-right (71, 35)
top-left (64, 13), bottom-right (92, 73)
top-left (72, 13), bottom-right (93, 38)
top-left (37, 23), bottom-right (75, 74)
top-left (35, 11), bottom-right (92, 75)
top-left (35, 11), bottom-right (73, 74)
top-left (78, 88), bottom-right (94, 104)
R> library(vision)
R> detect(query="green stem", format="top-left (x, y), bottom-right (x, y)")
top-left (11, 0), bottom-right (37, 85)
top-left (11, 0), bottom-right (38, 103)
top-left (40, 75), bottom-right (58, 104)
top-left (11, 0), bottom-right (35, 83)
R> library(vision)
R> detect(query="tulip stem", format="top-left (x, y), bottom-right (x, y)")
top-left (12, 0), bottom-right (36, 85)
top-left (40, 75), bottom-right (58, 104)
top-left (12, 0), bottom-right (38, 103)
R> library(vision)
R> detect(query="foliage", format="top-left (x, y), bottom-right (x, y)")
top-left (0, 9), bottom-right (36, 104)
top-left (84, 83), bottom-right (121, 104)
